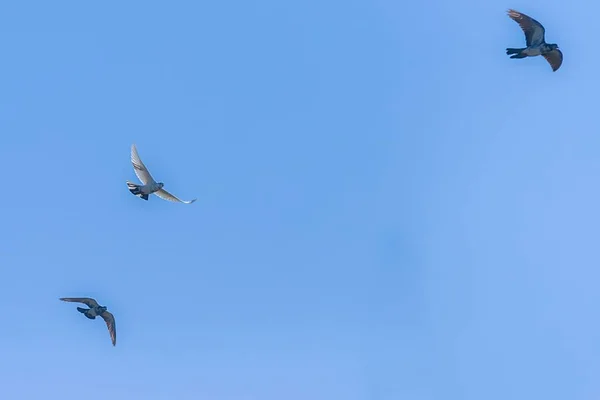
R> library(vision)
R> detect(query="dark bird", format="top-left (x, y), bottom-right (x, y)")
top-left (506, 9), bottom-right (563, 71)
top-left (60, 297), bottom-right (117, 346)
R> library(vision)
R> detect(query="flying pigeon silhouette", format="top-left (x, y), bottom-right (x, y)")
top-left (60, 297), bottom-right (117, 346)
top-left (126, 144), bottom-right (197, 204)
top-left (506, 9), bottom-right (563, 71)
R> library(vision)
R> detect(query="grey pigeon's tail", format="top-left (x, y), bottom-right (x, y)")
top-left (127, 181), bottom-right (149, 201)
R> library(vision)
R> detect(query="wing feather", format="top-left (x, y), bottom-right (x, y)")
top-left (60, 297), bottom-right (99, 308)
top-left (100, 311), bottom-right (117, 346)
top-left (507, 9), bottom-right (546, 47)
top-left (131, 144), bottom-right (155, 185)
top-left (542, 49), bottom-right (563, 71)
top-left (154, 188), bottom-right (197, 204)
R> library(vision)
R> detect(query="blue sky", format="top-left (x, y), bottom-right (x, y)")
top-left (0, 0), bottom-right (598, 399)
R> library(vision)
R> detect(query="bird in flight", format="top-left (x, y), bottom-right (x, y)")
top-left (127, 144), bottom-right (197, 204)
top-left (60, 297), bottom-right (117, 346)
top-left (506, 9), bottom-right (563, 71)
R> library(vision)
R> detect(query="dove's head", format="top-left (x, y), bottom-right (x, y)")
top-left (549, 43), bottom-right (559, 50)
top-left (157, 182), bottom-right (165, 189)
top-left (99, 306), bottom-right (107, 312)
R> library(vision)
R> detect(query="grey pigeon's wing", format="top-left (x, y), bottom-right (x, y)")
top-left (508, 9), bottom-right (546, 47)
top-left (100, 311), bottom-right (116, 346)
top-left (60, 297), bottom-right (100, 308)
top-left (543, 49), bottom-right (563, 71)
top-left (154, 188), bottom-right (197, 204)
top-left (131, 144), bottom-right (156, 185)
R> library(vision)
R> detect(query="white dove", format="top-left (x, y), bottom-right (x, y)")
top-left (126, 144), bottom-right (197, 204)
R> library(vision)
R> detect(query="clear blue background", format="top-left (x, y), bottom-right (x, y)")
top-left (0, 0), bottom-right (596, 399)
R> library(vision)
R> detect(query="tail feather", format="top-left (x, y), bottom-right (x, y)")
top-left (127, 181), bottom-right (141, 194)
top-left (127, 181), bottom-right (149, 200)
top-left (77, 307), bottom-right (96, 319)
top-left (506, 47), bottom-right (524, 55)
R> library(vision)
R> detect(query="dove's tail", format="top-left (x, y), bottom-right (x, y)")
top-left (127, 181), bottom-right (149, 201)
top-left (506, 48), bottom-right (526, 58)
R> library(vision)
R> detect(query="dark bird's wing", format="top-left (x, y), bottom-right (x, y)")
top-left (60, 297), bottom-right (100, 308)
top-left (100, 311), bottom-right (116, 346)
top-left (543, 49), bottom-right (563, 71)
top-left (507, 9), bottom-right (546, 47)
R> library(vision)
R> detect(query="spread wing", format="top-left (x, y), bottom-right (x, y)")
top-left (60, 297), bottom-right (99, 308)
top-left (100, 311), bottom-right (116, 346)
top-left (507, 9), bottom-right (546, 47)
top-left (154, 188), bottom-right (197, 204)
top-left (543, 49), bottom-right (563, 71)
top-left (131, 144), bottom-right (156, 185)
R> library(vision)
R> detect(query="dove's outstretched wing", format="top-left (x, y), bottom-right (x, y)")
top-left (100, 311), bottom-right (116, 346)
top-left (131, 144), bottom-right (156, 185)
top-left (60, 297), bottom-right (100, 308)
top-left (155, 188), bottom-right (197, 204)
top-left (507, 9), bottom-right (546, 47)
top-left (543, 48), bottom-right (563, 71)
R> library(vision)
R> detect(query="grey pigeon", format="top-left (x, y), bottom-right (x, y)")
top-left (60, 297), bottom-right (116, 346)
top-left (126, 144), bottom-right (197, 204)
top-left (506, 9), bottom-right (563, 72)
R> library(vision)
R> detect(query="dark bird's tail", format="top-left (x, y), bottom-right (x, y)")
top-left (77, 307), bottom-right (96, 319)
top-left (506, 48), bottom-right (527, 58)
top-left (127, 181), bottom-right (149, 201)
